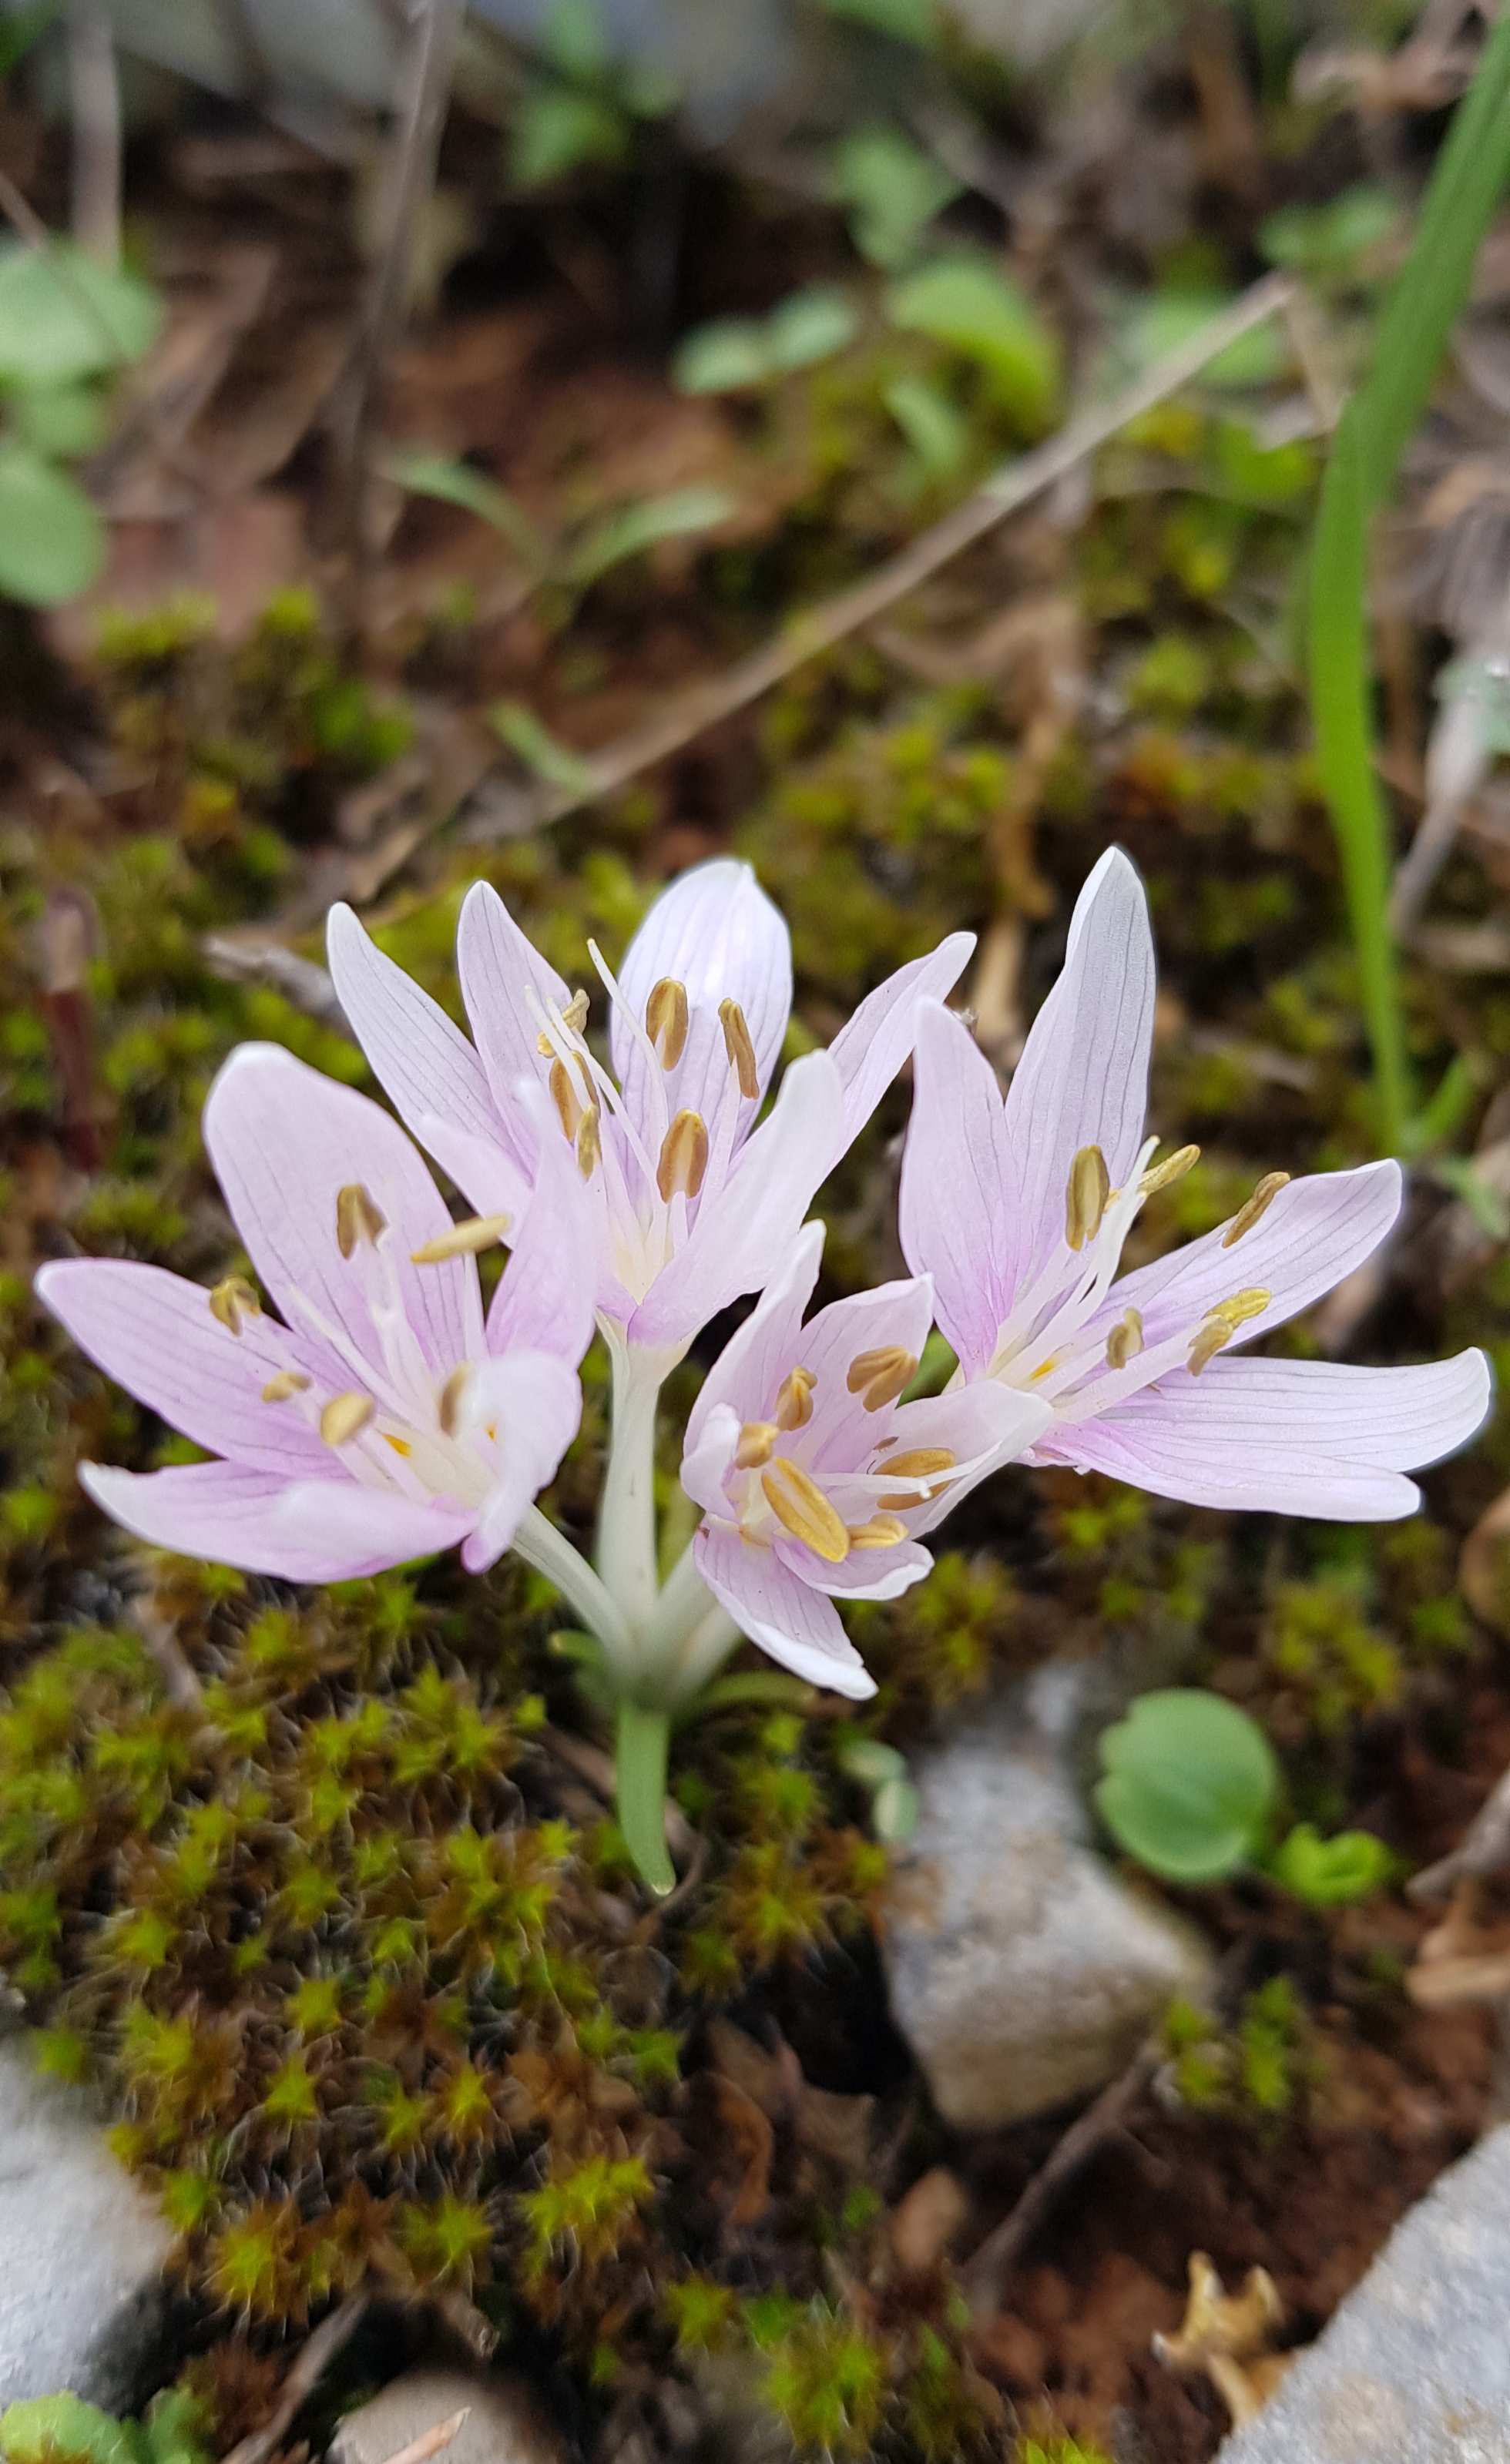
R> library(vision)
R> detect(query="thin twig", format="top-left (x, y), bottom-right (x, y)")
top-left (67, 0), bottom-right (121, 267)
top-left (202, 935), bottom-right (355, 1040)
top-left (528, 272), bottom-right (1297, 822)
top-left (220, 2291), bottom-right (371, 2464)
top-left (1410, 1759), bottom-right (1510, 1899)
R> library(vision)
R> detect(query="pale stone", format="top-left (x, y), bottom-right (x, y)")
top-left (329, 2367), bottom-right (563, 2464)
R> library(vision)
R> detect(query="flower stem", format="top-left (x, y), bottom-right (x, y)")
top-left (596, 1334), bottom-right (665, 1636)
top-left (512, 1506), bottom-right (632, 1660)
top-left (616, 1700), bottom-right (674, 1895)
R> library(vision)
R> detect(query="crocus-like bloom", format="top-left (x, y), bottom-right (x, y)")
top-left (327, 859), bottom-right (971, 1355)
top-left (37, 1043), bottom-right (596, 1581)
top-left (680, 1224), bottom-right (1049, 1694)
top-left (899, 847), bottom-right (1492, 1519)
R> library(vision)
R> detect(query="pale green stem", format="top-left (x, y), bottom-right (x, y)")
top-left (594, 1330), bottom-right (668, 1638)
top-left (512, 1504), bottom-right (632, 1660)
top-left (616, 1700), bottom-right (674, 1896)
top-left (636, 1540), bottom-right (742, 1704)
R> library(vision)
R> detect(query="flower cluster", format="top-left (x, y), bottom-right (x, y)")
top-left (40, 849), bottom-right (1492, 1884)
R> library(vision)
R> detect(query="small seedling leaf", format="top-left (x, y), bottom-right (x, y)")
top-left (1095, 1688), bottom-right (1279, 1883)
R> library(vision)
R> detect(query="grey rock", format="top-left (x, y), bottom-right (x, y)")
top-left (0, 2031), bottom-right (176, 2411)
top-left (1216, 2124), bottom-right (1510, 2464)
top-left (879, 1664), bottom-right (1216, 2131)
top-left (330, 2368), bottom-right (563, 2464)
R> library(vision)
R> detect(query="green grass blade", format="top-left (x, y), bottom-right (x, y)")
top-left (615, 1701), bottom-right (674, 1896)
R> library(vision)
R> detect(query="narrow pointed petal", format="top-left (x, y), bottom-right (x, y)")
top-left (898, 1001), bottom-right (1016, 1376)
top-left (888, 1381), bottom-right (1052, 1533)
top-left (459, 1351), bottom-right (584, 1570)
top-left (777, 1534), bottom-right (933, 1601)
top-left (681, 1400), bottom-right (743, 1520)
top-left (327, 903), bottom-right (506, 1165)
top-left (203, 1044), bottom-right (483, 1380)
top-left (414, 1111), bottom-right (532, 1223)
top-left (786, 1274), bottom-right (937, 1475)
top-left (35, 1258), bottom-right (334, 1477)
top-left (80, 1460), bottom-right (471, 1579)
top-left (826, 930), bottom-right (975, 1155)
top-left (626, 1052), bottom-right (844, 1349)
top-left (613, 858), bottom-right (792, 1116)
top-left (1001, 846), bottom-right (1156, 1297)
top-left (456, 880), bottom-right (570, 1133)
top-left (485, 1083), bottom-right (598, 1366)
top-left (684, 1222), bottom-right (826, 1459)
top-left (693, 1517), bottom-right (877, 1698)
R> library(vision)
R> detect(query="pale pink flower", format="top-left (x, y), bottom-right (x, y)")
top-left (899, 848), bottom-right (1491, 1519)
top-left (37, 1044), bottom-right (596, 1582)
top-left (327, 858), bottom-right (971, 1355)
top-left (680, 1225), bottom-right (1049, 1695)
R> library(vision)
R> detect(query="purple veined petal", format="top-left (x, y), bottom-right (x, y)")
top-left (456, 880), bottom-right (571, 1135)
top-left (683, 1222), bottom-right (825, 1460)
top-left (485, 1082), bottom-right (599, 1367)
top-left (35, 1258), bottom-right (337, 1478)
top-left (612, 859), bottom-right (792, 1128)
top-left (203, 1044), bottom-right (484, 1382)
top-left (1032, 1400), bottom-right (1416, 1520)
top-left (458, 1350), bottom-right (584, 1570)
top-left (682, 1400), bottom-right (742, 1519)
top-left (1092, 1159), bottom-right (1404, 1359)
top-left (414, 1111), bottom-right (532, 1223)
top-left (998, 846), bottom-right (1156, 1300)
top-left (787, 1276), bottom-right (937, 1477)
top-left (327, 903), bottom-right (507, 1164)
top-left (887, 1380), bottom-right (1052, 1534)
top-left (774, 1531), bottom-right (932, 1601)
top-left (80, 1459), bottom-right (473, 1579)
top-left (625, 1052), bottom-right (845, 1350)
top-left (898, 1001), bottom-right (1017, 1377)
top-left (824, 930), bottom-right (975, 1162)
top-left (693, 1517), bottom-right (877, 1698)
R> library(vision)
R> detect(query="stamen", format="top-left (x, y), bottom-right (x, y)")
top-left (1105, 1308), bottom-right (1144, 1370)
top-left (774, 1366), bottom-right (816, 1431)
top-left (1139, 1143), bottom-right (1200, 1197)
top-left (576, 1108), bottom-right (601, 1179)
top-left (386, 1436), bottom-right (412, 1457)
top-left (1065, 1145), bottom-right (1112, 1251)
top-left (1187, 1287), bottom-right (1271, 1376)
top-left (537, 988), bottom-right (589, 1055)
top-left (734, 1421), bottom-right (779, 1469)
top-left (846, 1345), bottom-right (920, 1411)
top-left (320, 1392), bottom-right (375, 1447)
top-left (437, 1366), bottom-right (471, 1437)
top-left (877, 1446), bottom-right (958, 1510)
top-left (549, 1058), bottom-right (586, 1141)
top-left (646, 977), bottom-right (690, 1071)
top-left (761, 1460), bottom-right (851, 1562)
top-left (210, 1276), bottom-right (260, 1335)
top-left (336, 1183), bottom-right (387, 1259)
top-left (656, 1109), bottom-right (709, 1202)
top-left (411, 1212), bottom-right (512, 1265)
top-left (260, 1369), bottom-right (310, 1403)
top-left (1221, 1172), bottom-right (1290, 1248)
top-left (719, 998), bottom-right (760, 1101)
top-left (847, 1513), bottom-right (909, 1550)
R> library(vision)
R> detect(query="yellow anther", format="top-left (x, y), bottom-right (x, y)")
top-left (656, 1109), bottom-right (709, 1202)
top-left (336, 1182), bottom-right (387, 1259)
top-left (645, 977), bottom-right (690, 1071)
top-left (1139, 1143), bottom-right (1201, 1197)
top-left (1188, 1287), bottom-right (1271, 1376)
top-left (846, 1345), bottom-right (920, 1412)
top-left (535, 988), bottom-right (590, 1056)
top-left (1221, 1172), bottom-right (1291, 1248)
top-left (437, 1365), bottom-right (471, 1437)
top-left (734, 1420), bottom-right (779, 1470)
top-left (576, 1106), bottom-right (601, 1179)
top-left (260, 1369), bottom-right (310, 1403)
top-left (1105, 1308), bottom-right (1144, 1371)
top-left (877, 1447), bottom-right (957, 1510)
top-left (847, 1513), bottom-right (909, 1550)
top-left (774, 1366), bottom-right (816, 1431)
top-left (385, 1435), bottom-right (412, 1457)
top-left (761, 1460), bottom-right (851, 1563)
top-left (320, 1392), bottom-right (375, 1447)
top-left (1065, 1145), bottom-right (1112, 1252)
top-left (210, 1276), bottom-right (260, 1335)
top-left (411, 1211), bottom-right (512, 1265)
top-left (719, 997), bottom-right (760, 1102)
top-left (549, 1057), bottom-right (586, 1141)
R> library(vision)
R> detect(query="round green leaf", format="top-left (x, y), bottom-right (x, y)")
top-left (766, 287), bottom-right (858, 372)
top-left (886, 256), bottom-right (1059, 427)
top-left (0, 444), bottom-right (106, 605)
top-left (0, 245), bottom-right (162, 387)
top-left (872, 1774), bottom-right (919, 1842)
top-left (1269, 1821), bottom-right (1393, 1906)
top-left (13, 380), bottom-right (108, 458)
top-left (1094, 1688), bottom-right (1280, 1883)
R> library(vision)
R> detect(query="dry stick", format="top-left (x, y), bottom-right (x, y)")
top-left (533, 271), bottom-right (1297, 823)
top-left (220, 2291), bottom-right (371, 2464)
top-left (1410, 1758), bottom-right (1510, 1899)
top-left (67, 0), bottom-right (122, 268)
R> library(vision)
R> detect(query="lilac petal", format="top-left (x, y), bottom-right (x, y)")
top-left (683, 1222), bottom-right (826, 1459)
top-left (80, 1459), bottom-right (471, 1579)
top-left (327, 903), bottom-right (506, 1166)
top-left (693, 1518), bottom-right (876, 1698)
top-left (898, 1001), bottom-right (1016, 1376)
top-left (614, 859), bottom-right (793, 1141)
top-left (825, 931), bottom-right (975, 1157)
top-left (456, 880), bottom-right (570, 1140)
top-left (775, 1532), bottom-right (932, 1601)
top-left (790, 1276), bottom-right (937, 1475)
top-left (1035, 1348), bottom-right (1492, 1518)
top-left (485, 1084), bottom-right (598, 1367)
top-left (681, 1400), bottom-right (743, 1520)
top-left (626, 1052), bottom-right (844, 1349)
top-left (203, 1044), bottom-right (483, 1381)
top-left (1098, 1160), bottom-right (1403, 1356)
top-left (35, 1258), bottom-right (334, 1477)
top-left (460, 1351), bottom-right (584, 1570)
top-left (414, 1111), bottom-right (532, 1224)
top-left (1000, 846), bottom-right (1156, 1299)
top-left (888, 1381), bottom-right (1051, 1534)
